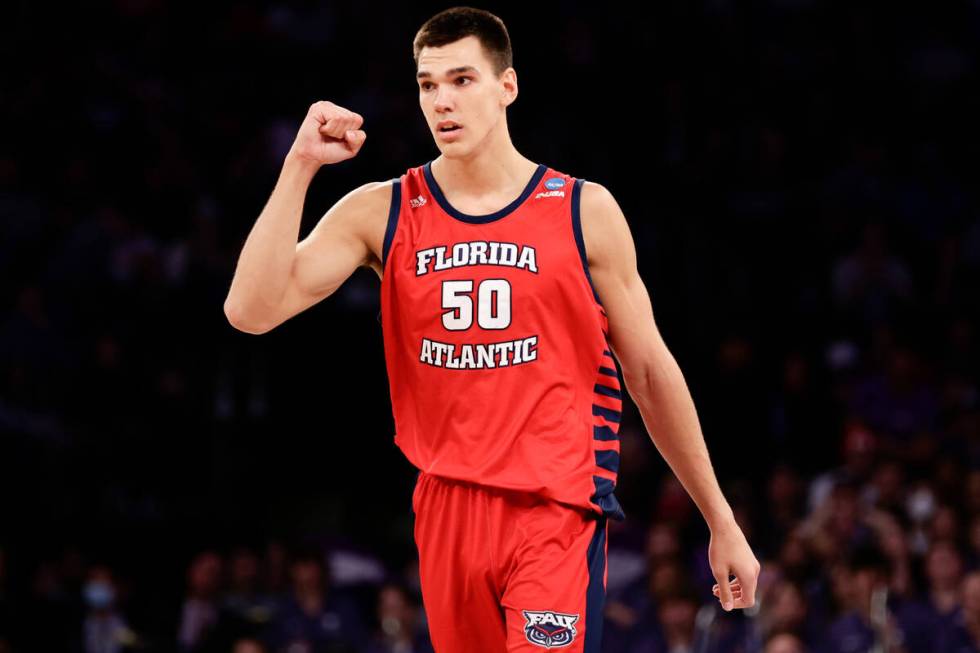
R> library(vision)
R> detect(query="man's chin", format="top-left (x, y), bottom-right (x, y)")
top-left (436, 144), bottom-right (466, 157)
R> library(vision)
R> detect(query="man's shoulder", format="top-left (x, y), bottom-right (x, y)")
top-left (575, 179), bottom-right (631, 272)
top-left (577, 179), bottom-right (616, 205)
top-left (336, 178), bottom-right (399, 224)
top-left (324, 180), bottom-right (398, 271)
top-left (576, 180), bottom-right (621, 233)
top-left (353, 177), bottom-right (397, 200)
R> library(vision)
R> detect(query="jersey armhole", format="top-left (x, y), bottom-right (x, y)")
top-left (381, 178), bottom-right (402, 272)
top-left (571, 177), bottom-right (604, 307)
top-left (378, 178), bottom-right (402, 324)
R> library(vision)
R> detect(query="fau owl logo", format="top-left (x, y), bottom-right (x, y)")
top-left (523, 610), bottom-right (580, 648)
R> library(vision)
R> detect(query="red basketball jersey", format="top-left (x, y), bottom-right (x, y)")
top-left (379, 160), bottom-right (625, 522)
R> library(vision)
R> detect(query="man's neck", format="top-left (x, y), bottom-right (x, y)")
top-left (431, 144), bottom-right (537, 198)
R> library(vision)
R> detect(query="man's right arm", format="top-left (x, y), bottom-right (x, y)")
top-left (223, 100), bottom-right (378, 335)
top-left (224, 163), bottom-right (390, 334)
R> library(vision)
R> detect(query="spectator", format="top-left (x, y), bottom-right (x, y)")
top-left (231, 637), bottom-right (268, 653)
top-left (81, 564), bottom-right (137, 653)
top-left (831, 221), bottom-right (914, 328)
top-left (363, 580), bottom-right (433, 653)
top-left (757, 580), bottom-right (823, 647)
top-left (935, 571), bottom-right (980, 653)
top-left (891, 540), bottom-right (965, 651)
top-left (177, 551), bottom-right (224, 653)
top-left (819, 544), bottom-right (910, 653)
top-left (807, 421), bottom-right (878, 515)
top-left (266, 546), bottom-right (366, 653)
top-left (764, 630), bottom-right (808, 653)
top-left (220, 546), bottom-right (278, 633)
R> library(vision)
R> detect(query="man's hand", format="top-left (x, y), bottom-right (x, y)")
top-left (708, 518), bottom-right (761, 611)
top-left (288, 100), bottom-right (367, 168)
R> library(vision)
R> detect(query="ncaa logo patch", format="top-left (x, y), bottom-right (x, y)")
top-left (523, 609), bottom-right (580, 648)
top-left (544, 177), bottom-right (566, 190)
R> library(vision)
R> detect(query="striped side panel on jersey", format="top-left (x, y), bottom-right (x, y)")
top-left (591, 333), bottom-right (626, 522)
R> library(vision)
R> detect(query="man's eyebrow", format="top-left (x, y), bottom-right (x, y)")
top-left (416, 65), bottom-right (479, 80)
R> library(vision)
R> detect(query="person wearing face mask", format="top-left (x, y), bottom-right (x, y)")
top-left (81, 565), bottom-right (137, 653)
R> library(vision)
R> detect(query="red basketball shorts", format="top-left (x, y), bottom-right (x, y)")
top-left (412, 470), bottom-right (610, 652)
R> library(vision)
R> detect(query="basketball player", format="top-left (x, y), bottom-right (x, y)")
top-left (224, 7), bottom-right (760, 652)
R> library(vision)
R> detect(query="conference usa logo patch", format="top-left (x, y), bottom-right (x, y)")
top-left (536, 176), bottom-right (566, 199)
top-left (522, 609), bottom-right (580, 648)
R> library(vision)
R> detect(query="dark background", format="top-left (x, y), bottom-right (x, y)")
top-left (2, 1), bottom-right (979, 652)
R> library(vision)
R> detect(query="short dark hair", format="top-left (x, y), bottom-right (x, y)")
top-left (413, 7), bottom-right (513, 78)
top-left (846, 542), bottom-right (891, 577)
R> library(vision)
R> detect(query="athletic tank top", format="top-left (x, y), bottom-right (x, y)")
top-left (378, 159), bottom-right (625, 522)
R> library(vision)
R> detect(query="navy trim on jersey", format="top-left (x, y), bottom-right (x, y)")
top-left (584, 515), bottom-right (608, 653)
top-left (593, 404), bottom-right (621, 423)
top-left (591, 476), bottom-right (626, 521)
top-left (378, 179), bottom-right (401, 324)
top-left (595, 449), bottom-right (620, 474)
top-left (605, 345), bottom-right (626, 399)
top-left (381, 178), bottom-right (401, 271)
top-left (571, 178), bottom-right (604, 306)
top-left (594, 425), bottom-right (619, 441)
top-left (593, 382), bottom-right (622, 400)
top-left (423, 160), bottom-right (548, 224)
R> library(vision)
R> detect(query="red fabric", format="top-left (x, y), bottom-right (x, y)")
top-left (379, 161), bottom-right (624, 520)
top-left (412, 470), bottom-right (607, 652)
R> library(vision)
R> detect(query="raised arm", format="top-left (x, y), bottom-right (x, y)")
top-left (578, 180), bottom-right (761, 612)
top-left (223, 101), bottom-right (385, 335)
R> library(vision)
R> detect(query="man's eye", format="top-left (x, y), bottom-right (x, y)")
top-left (421, 78), bottom-right (470, 91)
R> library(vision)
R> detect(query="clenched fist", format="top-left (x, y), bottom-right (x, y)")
top-left (288, 101), bottom-right (367, 167)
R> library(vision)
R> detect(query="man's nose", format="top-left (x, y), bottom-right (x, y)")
top-left (434, 86), bottom-right (455, 111)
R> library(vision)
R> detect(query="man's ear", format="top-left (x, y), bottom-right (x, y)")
top-left (501, 68), bottom-right (518, 107)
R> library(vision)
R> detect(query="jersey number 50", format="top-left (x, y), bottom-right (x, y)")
top-left (442, 279), bottom-right (512, 330)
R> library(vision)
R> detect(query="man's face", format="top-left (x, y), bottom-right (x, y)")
top-left (290, 560), bottom-right (322, 593)
top-left (416, 35), bottom-right (513, 156)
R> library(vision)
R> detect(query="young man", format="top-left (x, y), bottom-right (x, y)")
top-left (224, 7), bottom-right (759, 652)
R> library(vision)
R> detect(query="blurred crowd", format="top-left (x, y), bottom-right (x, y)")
top-left (4, 1), bottom-right (980, 652)
top-left (9, 439), bottom-right (980, 653)
top-left (0, 538), bottom-right (432, 653)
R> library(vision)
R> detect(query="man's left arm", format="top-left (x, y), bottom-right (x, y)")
top-left (579, 180), bottom-right (761, 611)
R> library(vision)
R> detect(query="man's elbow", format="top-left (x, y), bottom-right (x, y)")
top-left (620, 346), bottom-right (679, 394)
top-left (621, 364), bottom-right (655, 396)
top-left (224, 301), bottom-right (273, 335)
